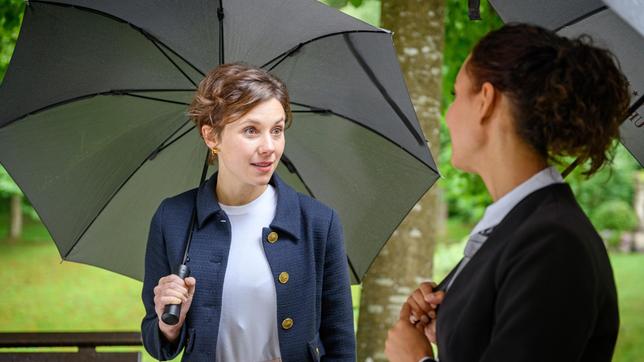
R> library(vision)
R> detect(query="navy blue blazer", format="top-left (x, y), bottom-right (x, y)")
top-left (141, 174), bottom-right (356, 361)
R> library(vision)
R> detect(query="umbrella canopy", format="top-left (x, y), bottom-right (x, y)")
top-left (488, 0), bottom-right (644, 167)
top-left (0, 0), bottom-right (438, 283)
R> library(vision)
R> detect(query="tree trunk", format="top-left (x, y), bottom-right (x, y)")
top-left (356, 1), bottom-right (445, 360)
top-left (9, 194), bottom-right (23, 241)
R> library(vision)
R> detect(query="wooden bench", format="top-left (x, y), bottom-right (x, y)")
top-left (0, 332), bottom-right (142, 361)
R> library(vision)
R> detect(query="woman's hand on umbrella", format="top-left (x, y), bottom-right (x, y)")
top-left (406, 282), bottom-right (444, 326)
top-left (153, 274), bottom-right (196, 340)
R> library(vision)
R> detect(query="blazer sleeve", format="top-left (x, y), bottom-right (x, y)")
top-left (319, 210), bottom-right (356, 361)
top-left (480, 226), bottom-right (600, 362)
top-left (140, 200), bottom-right (188, 361)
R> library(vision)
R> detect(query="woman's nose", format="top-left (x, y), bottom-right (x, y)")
top-left (258, 133), bottom-right (275, 154)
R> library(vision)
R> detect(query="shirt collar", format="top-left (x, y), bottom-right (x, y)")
top-left (471, 166), bottom-right (564, 236)
top-left (196, 172), bottom-right (302, 241)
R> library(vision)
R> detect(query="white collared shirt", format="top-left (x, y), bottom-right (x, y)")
top-left (469, 166), bottom-right (564, 237)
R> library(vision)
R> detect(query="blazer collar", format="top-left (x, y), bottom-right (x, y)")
top-left (196, 173), bottom-right (301, 241)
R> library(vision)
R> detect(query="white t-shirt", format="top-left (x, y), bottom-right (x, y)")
top-left (216, 185), bottom-right (281, 362)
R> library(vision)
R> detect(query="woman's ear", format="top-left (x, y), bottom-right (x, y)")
top-left (201, 125), bottom-right (219, 150)
top-left (478, 81), bottom-right (497, 123)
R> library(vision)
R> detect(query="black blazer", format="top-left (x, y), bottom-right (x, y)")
top-left (437, 184), bottom-right (618, 362)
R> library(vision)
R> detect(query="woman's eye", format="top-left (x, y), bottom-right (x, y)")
top-left (243, 127), bottom-right (258, 135)
top-left (271, 127), bottom-right (283, 135)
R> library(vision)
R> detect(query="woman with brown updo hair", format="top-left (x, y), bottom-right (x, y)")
top-left (141, 63), bottom-right (355, 361)
top-left (385, 24), bottom-right (630, 362)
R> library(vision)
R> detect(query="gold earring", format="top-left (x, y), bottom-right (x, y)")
top-left (211, 148), bottom-right (218, 157)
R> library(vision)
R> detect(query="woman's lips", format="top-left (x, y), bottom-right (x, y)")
top-left (252, 161), bottom-right (273, 172)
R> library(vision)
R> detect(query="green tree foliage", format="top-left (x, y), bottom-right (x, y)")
top-left (320, 0), bottom-right (379, 26)
top-left (323, 0), bottom-right (364, 9)
top-left (566, 146), bottom-right (640, 232)
top-left (439, 0), bottom-right (502, 223)
top-left (0, 0), bottom-right (24, 81)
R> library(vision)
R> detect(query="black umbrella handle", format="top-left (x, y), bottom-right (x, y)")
top-left (161, 264), bottom-right (190, 326)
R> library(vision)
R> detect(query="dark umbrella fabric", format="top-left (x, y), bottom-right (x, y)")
top-left (0, 0), bottom-right (439, 283)
top-left (489, 0), bottom-right (644, 167)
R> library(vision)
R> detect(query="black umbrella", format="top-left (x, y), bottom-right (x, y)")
top-left (487, 0), bottom-right (644, 167)
top-left (0, 0), bottom-right (439, 284)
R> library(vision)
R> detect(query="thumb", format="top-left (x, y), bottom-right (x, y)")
top-left (185, 277), bottom-right (197, 297)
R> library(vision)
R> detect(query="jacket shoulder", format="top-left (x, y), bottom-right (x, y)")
top-left (158, 187), bottom-right (198, 212)
top-left (295, 192), bottom-right (335, 219)
top-left (517, 185), bottom-right (597, 242)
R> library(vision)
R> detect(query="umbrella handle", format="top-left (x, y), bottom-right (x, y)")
top-left (161, 264), bottom-right (190, 325)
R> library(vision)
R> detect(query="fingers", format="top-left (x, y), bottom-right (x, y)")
top-left (410, 290), bottom-right (432, 320)
top-left (184, 277), bottom-right (197, 298)
top-left (424, 320), bottom-right (437, 343)
top-left (408, 284), bottom-right (438, 323)
top-left (153, 286), bottom-right (187, 305)
top-left (415, 319), bottom-right (426, 333)
top-left (406, 294), bottom-right (424, 323)
top-left (155, 281), bottom-right (188, 297)
top-left (418, 281), bottom-right (444, 305)
top-left (399, 301), bottom-right (412, 320)
top-left (154, 275), bottom-right (196, 307)
top-left (155, 294), bottom-right (183, 306)
top-left (419, 281), bottom-right (436, 299)
top-left (427, 291), bottom-right (445, 309)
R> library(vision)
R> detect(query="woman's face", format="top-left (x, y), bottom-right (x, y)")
top-left (445, 60), bottom-right (485, 173)
top-left (210, 98), bottom-right (286, 191)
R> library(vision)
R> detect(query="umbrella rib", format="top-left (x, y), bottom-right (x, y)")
top-left (280, 153), bottom-right (361, 282)
top-left (628, 94), bottom-right (644, 115)
top-left (280, 154), bottom-right (316, 198)
top-left (122, 92), bottom-right (191, 107)
top-left (148, 124), bottom-right (197, 161)
top-left (63, 117), bottom-right (195, 258)
top-left (218, 0), bottom-right (225, 65)
top-left (555, 5), bottom-right (607, 31)
top-left (343, 33), bottom-right (426, 147)
top-left (347, 256), bottom-right (361, 284)
top-left (29, 1), bottom-right (206, 79)
top-left (261, 30), bottom-right (387, 71)
top-left (291, 101), bottom-right (440, 175)
top-left (2, 89), bottom-right (194, 127)
top-left (140, 31), bottom-right (198, 87)
top-left (291, 109), bottom-right (331, 114)
top-left (621, 94), bottom-right (644, 167)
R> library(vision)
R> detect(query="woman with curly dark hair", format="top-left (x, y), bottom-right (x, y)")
top-left (385, 23), bottom-right (630, 362)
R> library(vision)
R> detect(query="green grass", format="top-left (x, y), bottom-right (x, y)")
top-left (0, 218), bottom-right (159, 360)
top-left (611, 253), bottom-right (644, 362)
top-left (1, 216), bottom-right (642, 361)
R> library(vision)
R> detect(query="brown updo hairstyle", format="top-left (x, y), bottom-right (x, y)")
top-left (188, 63), bottom-right (292, 164)
top-left (467, 23), bottom-right (631, 175)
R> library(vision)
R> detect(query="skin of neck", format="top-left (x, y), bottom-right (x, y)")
top-left (474, 94), bottom-right (548, 202)
top-left (215, 170), bottom-right (269, 206)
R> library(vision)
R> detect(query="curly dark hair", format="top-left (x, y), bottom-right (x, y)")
top-left (467, 23), bottom-right (631, 175)
top-left (188, 63), bottom-right (292, 163)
